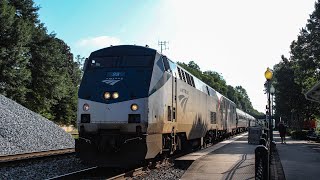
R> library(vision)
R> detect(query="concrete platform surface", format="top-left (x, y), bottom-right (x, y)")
top-left (181, 133), bottom-right (256, 180)
top-left (176, 133), bottom-right (247, 161)
top-left (274, 131), bottom-right (320, 180)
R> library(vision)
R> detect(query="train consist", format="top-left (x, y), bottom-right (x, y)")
top-left (76, 45), bottom-right (256, 167)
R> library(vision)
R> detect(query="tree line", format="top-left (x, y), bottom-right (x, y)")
top-left (273, 0), bottom-right (320, 130)
top-left (178, 61), bottom-right (263, 117)
top-left (0, 0), bottom-right (81, 125)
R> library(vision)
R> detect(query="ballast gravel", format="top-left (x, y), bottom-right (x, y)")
top-left (0, 95), bottom-right (74, 155)
top-left (133, 162), bottom-right (186, 180)
top-left (0, 154), bottom-right (90, 180)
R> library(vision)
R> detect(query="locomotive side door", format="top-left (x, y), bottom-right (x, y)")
top-left (172, 75), bottom-right (177, 122)
top-left (163, 57), bottom-right (177, 122)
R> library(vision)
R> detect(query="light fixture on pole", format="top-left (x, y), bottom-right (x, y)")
top-left (264, 67), bottom-right (273, 142)
top-left (264, 67), bottom-right (273, 179)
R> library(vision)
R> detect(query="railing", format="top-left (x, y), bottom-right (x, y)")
top-left (255, 145), bottom-right (268, 180)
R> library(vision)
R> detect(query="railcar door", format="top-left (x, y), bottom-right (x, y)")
top-left (172, 75), bottom-right (177, 122)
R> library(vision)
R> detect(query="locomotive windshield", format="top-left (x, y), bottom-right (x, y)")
top-left (90, 56), bottom-right (154, 69)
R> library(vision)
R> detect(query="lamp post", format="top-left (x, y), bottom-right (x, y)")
top-left (270, 85), bottom-right (275, 136)
top-left (264, 68), bottom-right (273, 142)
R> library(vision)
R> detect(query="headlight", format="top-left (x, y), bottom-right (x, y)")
top-left (104, 92), bottom-right (111, 99)
top-left (131, 104), bottom-right (138, 111)
top-left (83, 103), bottom-right (89, 111)
top-left (112, 92), bottom-right (119, 99)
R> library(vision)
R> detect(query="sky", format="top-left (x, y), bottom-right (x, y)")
top-left (34, 0), bottom-right (317, 113)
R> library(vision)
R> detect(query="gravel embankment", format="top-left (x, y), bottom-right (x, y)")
top-left (134, 163), bottom-right (186, 180)
top-left (0, 95), bottom-right (74, 155)
top-left (0, 154), bottom-right (90, 180)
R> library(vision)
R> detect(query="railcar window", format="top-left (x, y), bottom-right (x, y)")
top-left (190, 76), bottom-right (195, 87)
top-left (185, 73), bottom-right (189, 84)
top-left (188, 74), bottom-right (192, 86)
top-left (185, 73), bottom-right (191, 85)
top-left (90, 56), bottom-right (153, 68)
top-left (181, 70), bottom-right (187, 83)
top-left (206, 86), bottom-right (210, 95)
top-left (177, 67), bottom-right (182, 80)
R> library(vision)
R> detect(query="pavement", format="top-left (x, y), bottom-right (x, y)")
top-left (178, 133), bottom-right (256, 180)
top-left (274, 131), bottom-right (320, 180)
top-left (176, 131), bottom-right (320, 180)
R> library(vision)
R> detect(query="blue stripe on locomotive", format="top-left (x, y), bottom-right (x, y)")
top-left (78, 45), bottom-right (156, 104)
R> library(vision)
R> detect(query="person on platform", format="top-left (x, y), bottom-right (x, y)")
top-left (278, 121), bottom-right (287, 144)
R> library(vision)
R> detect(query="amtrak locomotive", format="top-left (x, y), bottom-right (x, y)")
top-left (76, 45), bottom-right (256, 167)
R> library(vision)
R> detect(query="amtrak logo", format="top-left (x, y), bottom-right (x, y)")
top-left (102, 77), bottom-right (123, 86)
top-left (178, 94), bottom-right (189, 112)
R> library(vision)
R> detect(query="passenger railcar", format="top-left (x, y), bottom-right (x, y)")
top-left (76, 45), bottom-right (256, 167)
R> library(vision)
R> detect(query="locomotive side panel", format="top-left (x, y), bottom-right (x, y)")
top-left (146, 54), bottom-right (176, 158)
top-left (175, 70), bottom-right (209, 140)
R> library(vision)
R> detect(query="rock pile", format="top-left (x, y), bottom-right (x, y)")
top-left (0, 95), bottom-right (74, 155)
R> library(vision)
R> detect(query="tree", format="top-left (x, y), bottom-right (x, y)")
top-left (235, 86), bottom-right (253, 113)
top-left (0, 0), bottom-right (81, 125)
top-left (0, 0), bottom-right (34, 104)
top-left (273, 1), bottom-right (320, 129)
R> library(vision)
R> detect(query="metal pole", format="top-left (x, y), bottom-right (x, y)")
top-left (271, 94), bottom-right (274, 131)
top-left (268, 83), bottom-right (273, 142)
top-left (267, 81), bottom-right (272, 179)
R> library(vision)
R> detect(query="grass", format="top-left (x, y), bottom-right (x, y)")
top-left (72, 133), bottom-right (79, 139)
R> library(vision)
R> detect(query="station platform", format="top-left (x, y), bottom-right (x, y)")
top-left (177, 133), bottom-right (256, 180)
top-left (274, 131), bottom-right (320, 180)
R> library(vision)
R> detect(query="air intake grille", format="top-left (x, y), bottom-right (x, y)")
top-left (128, 114), bottom-right (141, 123)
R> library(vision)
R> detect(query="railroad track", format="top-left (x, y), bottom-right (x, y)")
top-left (47, 132), bottom-right (247, 179)
top-left (47, 166), bottom-right (99, 180)
top-left (48, 159), bottom-right (168, 180)
top-left (0, 148), bottom-right (75, 163)
top-left (108, 166), bottom-right (149, 180)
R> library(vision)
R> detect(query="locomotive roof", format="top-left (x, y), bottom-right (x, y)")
top-left (89, 45), bottom-right (156, 57)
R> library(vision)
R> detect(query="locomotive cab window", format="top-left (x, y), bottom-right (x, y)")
top-left (90, 56), bottom-right (154, 69)
top-left (162, 56), bottom-right (171, 72)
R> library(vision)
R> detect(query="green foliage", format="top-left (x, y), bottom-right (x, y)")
top-left (0, 0), bottom-right (34, 104)
top-left (0, 0), bottom-right (81, 125)
top-left (273, 1), bottom-right (320, 129)
top-left (177, 61), bottom-right (262, 117)
top-left (290, 130), bottom-right (308, 140)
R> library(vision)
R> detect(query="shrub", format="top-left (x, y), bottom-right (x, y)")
top-left (290, 130), bottom-right (308, 140)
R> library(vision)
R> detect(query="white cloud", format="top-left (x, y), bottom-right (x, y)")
top-left (74, 36), bottom-right (121, 57)
top-left (76, 36), bottom-right (120, 49)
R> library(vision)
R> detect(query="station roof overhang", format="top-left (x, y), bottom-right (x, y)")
top-left (305, 81), bottom-right (320, 103)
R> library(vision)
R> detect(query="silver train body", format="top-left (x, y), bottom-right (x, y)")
top-left (76, 45), bottom-right (256, 167)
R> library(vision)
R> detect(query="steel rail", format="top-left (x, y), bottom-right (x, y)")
top-left (0, 148), bottom-right (75, 163)
top-left (46, 166), bottom-right (98, 180)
